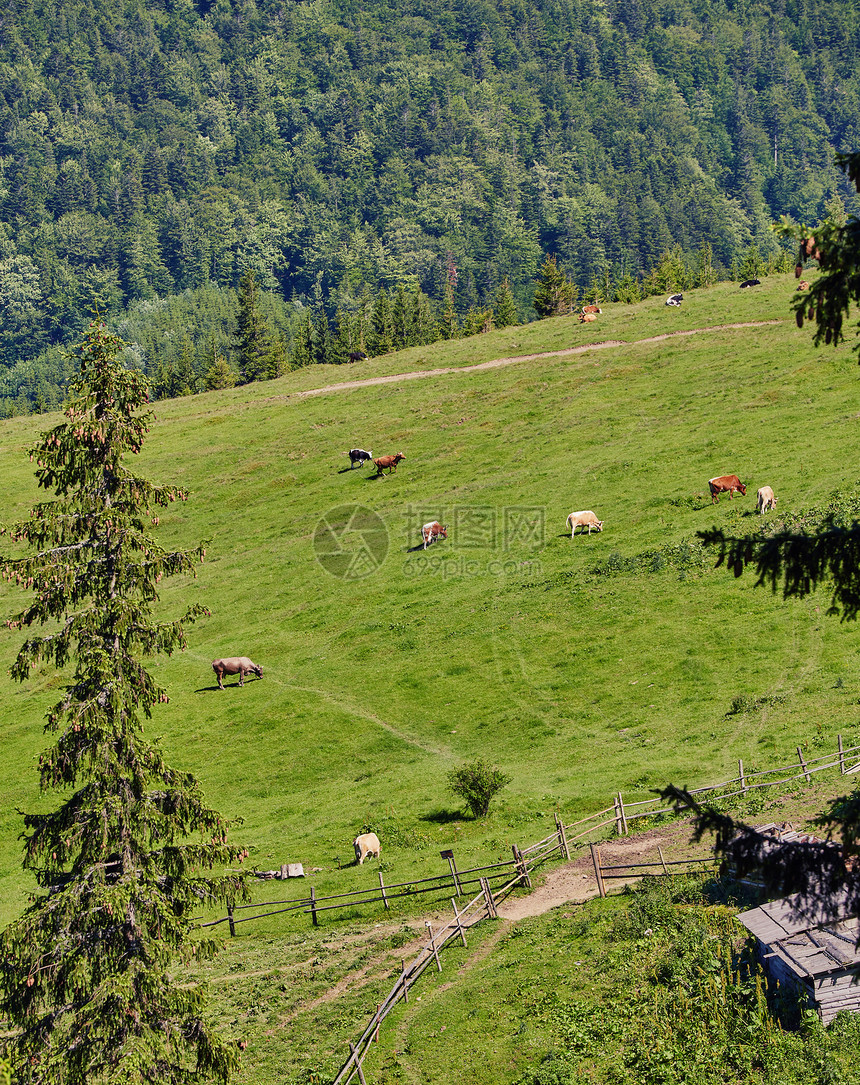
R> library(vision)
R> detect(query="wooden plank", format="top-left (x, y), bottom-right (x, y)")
top-left (426, 922), bottom-right (443, 971)
top-left (739, 759), bottom-right (746, 792)
top-left (555, 812), bottom-right (570, 860)
top-left (227, 905), bottom-right (236, 938)
top-left (839, 733), bottom-right (845, 774)
top-left (378, 871), bottom-right (389, 910)
top-left (658, 846), bottom-right (668, 875)
top-left (590, 843), bottom-right (606, 898)
top-left (452, 898), bottom-right (468, 947)
top-left (797, 745), bottom-right (811, 783)
top-left (310, 886), bottom-right (318, 927)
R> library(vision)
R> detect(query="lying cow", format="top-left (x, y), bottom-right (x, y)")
top-left (567, 510), bottom-right (604, 537)
top-left (354, 832), bottom-right (381, 865)
top-left (708, 475), bottom-right (747, 504)
top-left (373, 452), bottom-right (405, 476)
top-left (756, 485), bottom-right (777, 514)
top-left (739, 278), bottom-right (761, 288)
top-left (212, 656), bottom-right (264, 689)
top-left (346, 447), bottom-right (372, 468)
top-left (797, 280), bottom-right (810, 290)
top-left (422, 521), bottom-right (448, 549)
top-left (579, 312), bottom-right (598, 323)
top-left (665, 293), bottom-right (683, 306)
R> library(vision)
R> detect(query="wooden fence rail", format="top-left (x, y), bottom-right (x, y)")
top-left (202, 735), bottom-right (860, 935)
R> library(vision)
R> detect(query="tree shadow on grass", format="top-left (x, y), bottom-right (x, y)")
top-left (421, 808), bottom-right (467, 824)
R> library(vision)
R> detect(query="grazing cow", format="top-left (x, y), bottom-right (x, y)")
top-left (581, 304), bottom-right (602, 315)
top-left (567, 510), bottom-right (604, 537)
top-left (373, 452), bottom-right (405, 476)
top-left (665, 293), bottom-right (683, 306)
top-left (740, 278), bottom-right (761, 288)
top-left (348, 351), bottom-right (368, 363)
top-left (212, 657), bottom-right (263, 689)
top-left (796, 236), bottom-right (822, 278)
top-left (798, 280), bottom-right (810, 290)
top-left (708, 475), bottom-right (747, 504)
top-left (421, 521), bottom-right (448, 549)
top-left (756, 485), bottom-right (777, 514)
top-left (579, 312), bottom-right (598, 323)
top-left (353, 832), bottom-right (381, 865)
top-left (346, 447), bottom-right (373, 468)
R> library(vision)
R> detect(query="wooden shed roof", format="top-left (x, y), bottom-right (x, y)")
top-left (738, 889), bottom-right (860, 981)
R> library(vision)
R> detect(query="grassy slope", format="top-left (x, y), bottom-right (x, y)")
top-left (1, 276), bottom-right (860, 1080)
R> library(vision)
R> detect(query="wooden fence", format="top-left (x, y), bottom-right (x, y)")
top-left (331, 855), bottom-right (533, 1084)
top-left (202, 736), bottom-right (860, 937)
top-left (201, 820), bottom-right (568, 935)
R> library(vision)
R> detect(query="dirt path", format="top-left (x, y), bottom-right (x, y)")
top-left (279, 321), bottom-right (782, 402)
top-left (287, 822), bottom-right (702, 1023)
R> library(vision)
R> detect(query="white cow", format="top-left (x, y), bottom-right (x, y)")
top-left (567, 511), bottom-right (604, 538)
top-left (756, 486), bottom-right (777, 514)
top-left (353, 832), bottom-right (381, 865)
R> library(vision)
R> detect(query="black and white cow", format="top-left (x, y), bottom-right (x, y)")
top-left (739, 279), bottom-right (761, 288)
top-left (665, 293), bottom-right (684, 306)
top-left (346, 448), bottom-right (373, 468)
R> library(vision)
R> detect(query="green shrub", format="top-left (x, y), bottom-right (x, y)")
top-left (447, 759), bottom-right (511, 818)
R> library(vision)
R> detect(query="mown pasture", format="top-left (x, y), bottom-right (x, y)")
top-left (1, 276), bottom-right (859, 1081)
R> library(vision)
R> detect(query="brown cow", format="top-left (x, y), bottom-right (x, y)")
top-left (421, 521), bottom-right (448, 549)
top-left (708, 475), bottom-right (747, 504)
top-left (797, 280), bottom-right (810, 290)
top-left (581, 304), bottom-right (602, 315)
top-left (579, 312), bottom-right (598, 323)
top-left (212, 656), bottom-right (263, 689)
top-left (373, 452), bottom-right (405, 476)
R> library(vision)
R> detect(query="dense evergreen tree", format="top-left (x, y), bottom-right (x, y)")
top-left (233, 271), bottom-right (284, 383)
top-left (493, 278), bottom-right (519, 329)
top-left (533, 255), bottom-right (578, 317)
top-left (0, 318), bottom-right (247, 1084)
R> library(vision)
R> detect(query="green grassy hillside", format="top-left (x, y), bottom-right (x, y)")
top-left (1, 276), bottom-right (859, 1079)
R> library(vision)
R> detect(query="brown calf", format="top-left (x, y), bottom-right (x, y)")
top-left (708, 475), bottom-right (746, 504)
top-left (373, 452), bottom-right (405, 475)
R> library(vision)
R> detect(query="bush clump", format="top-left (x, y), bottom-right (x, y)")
top-left (447, 759), bottom-right (511, 818)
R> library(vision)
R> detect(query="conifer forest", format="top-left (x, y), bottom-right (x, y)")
top-left (1, 0), bottom-right (859, 408)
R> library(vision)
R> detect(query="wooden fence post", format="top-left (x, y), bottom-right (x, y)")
top-left (375, 1004), bottom-right (381, 1042)
top-left (658, 846), bottom-right (669, 875)
top-left (480, 877), bottom-right (497, 918)
top-left (590, 843), bottom-right (606, 898)
top-left (227, 905), bottom-right (236, 937)
top-left (512, 845), bottom-right (532, 888)
top-left (739, 759), bottom-right (747, 793)
top-left (797, 745), bottom-right (811, 783)
top-left (614, 793), bottom-right (628, 835)
top-left (348, 1042), bottom-right (368, 1085)
top-left (839, 734), bottom-right (846, 775)
top-left (444, 851), bottom-right (462, 896)
top-left (555, 812), bottom-right (570, 860)
top-left (310, 885), bottom-right (318, 927)
top-left (451, 898), bottom-right (468, 947)
top-left (426, 922), bottom-right (442, 972)
top-left (401, 959), bottom-right (409, 1002)
top-left (379, 871), bottom-right (389, 910)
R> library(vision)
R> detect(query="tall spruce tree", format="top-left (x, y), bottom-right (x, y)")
top-left (533, 254), bottom-right (576, 317)
top-left (0, 318), bottom-right (247, 1084)
top-left (233, 271), bottom-right (282, 383)
top-left (492, 278), bottom-right (518, 328)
